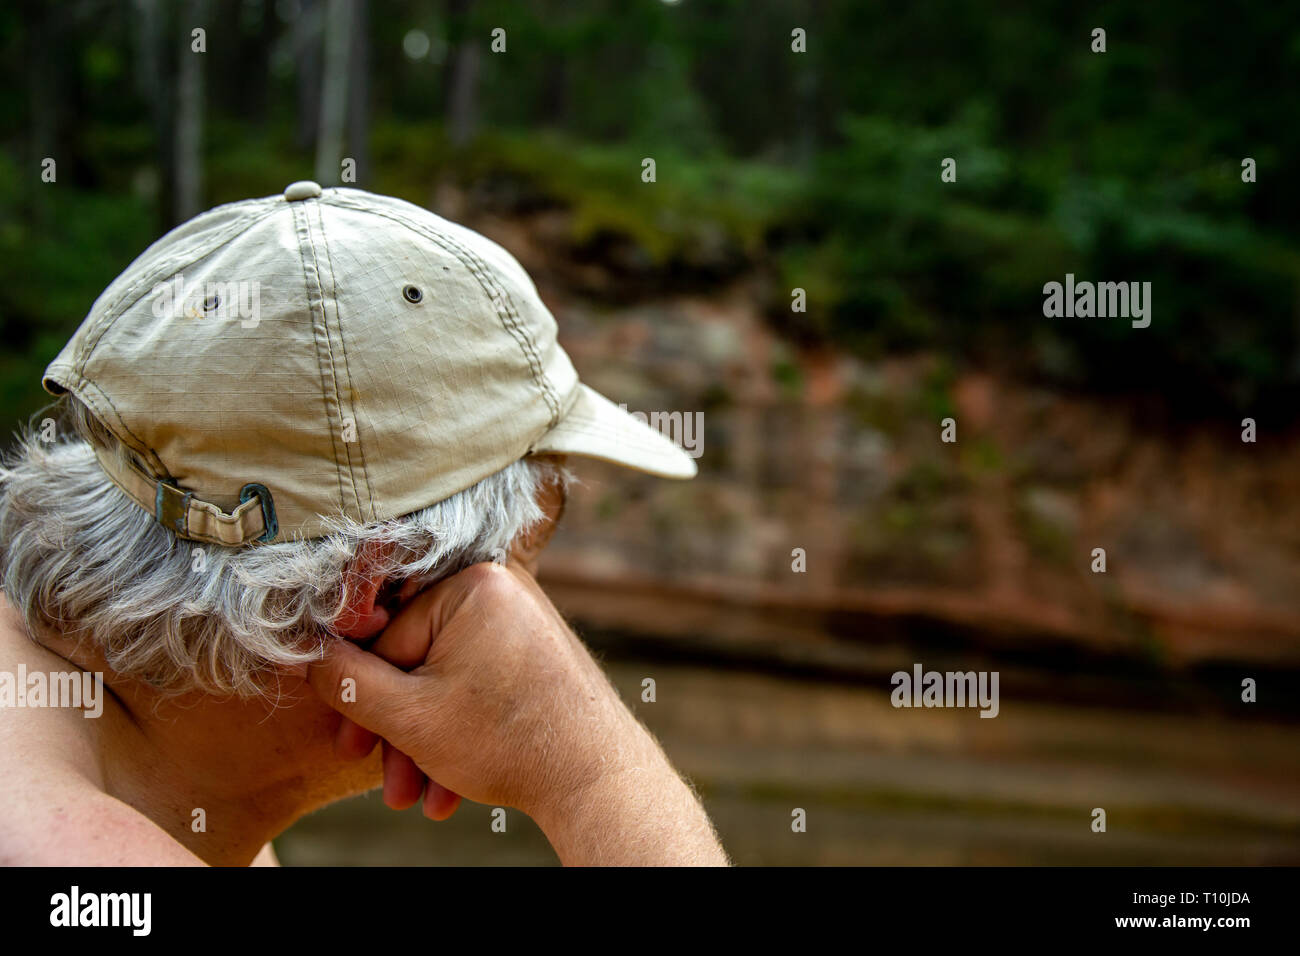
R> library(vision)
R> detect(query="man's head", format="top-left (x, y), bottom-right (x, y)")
top-left (0, 393), bottom-right (568, 697)
top-left (0, 182), bottom-right (695, 699)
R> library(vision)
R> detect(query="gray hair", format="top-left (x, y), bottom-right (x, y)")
top-left (0, 397), bottom-right (567, 699)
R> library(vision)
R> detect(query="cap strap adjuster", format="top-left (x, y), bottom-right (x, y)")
top-left (91, 443), bottom-right (278, 547)
top-left (238, 483), bottom-right (279, 543)
top-left (154, 480), bottom-right (195, 537)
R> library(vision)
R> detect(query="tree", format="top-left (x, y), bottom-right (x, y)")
top-left (174, 0), bottom-right (206, 222)
top-left (315, 0), bottom-right (351, 183)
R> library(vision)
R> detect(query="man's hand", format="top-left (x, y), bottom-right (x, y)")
top-left (307, 561), bottom-right (728, 866)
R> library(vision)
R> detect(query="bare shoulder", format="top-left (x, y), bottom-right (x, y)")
top-left (0, 774), bottom-right (206, 866)
top-left (0, 596), bottom-right (204, 866)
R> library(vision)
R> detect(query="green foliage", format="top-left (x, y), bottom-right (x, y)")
top-left (0, 0), bottom-right (1296, 423)
top-left (0, 152), bottom-right (154, 426)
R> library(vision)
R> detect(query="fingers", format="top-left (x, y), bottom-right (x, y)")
top-left (334, 715), bottom-right (379, 760)
top-left (366, 572), bottom-right (467, 668)
top-left (366, 562), bottom-right (520, 669)
top-left (381, 741), bottom-right (426, 810)
top-left (367, 584), bottom-right (441, 669)
top-left (307, 638), bottom-right (415, 742)
top-left (327, 659), bottom-right (460, 824)
top-left (422, 779), bottom-right (462, 822)
top-left (316, 564), bottom-right (508, 820)
top-left (378, 743), bottom-right (463, 821)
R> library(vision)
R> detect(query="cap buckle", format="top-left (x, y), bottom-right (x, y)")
top-left (239, 483), bottom-right (279, 543)
top-left (154, 480), bottom-right (194, 537)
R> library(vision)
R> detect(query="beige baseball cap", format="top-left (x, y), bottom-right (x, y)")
top-left (42, 181), bottom-right (696, 546)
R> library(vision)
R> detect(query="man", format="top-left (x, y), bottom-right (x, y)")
top-left (0, 181), bottom-right (727, 866)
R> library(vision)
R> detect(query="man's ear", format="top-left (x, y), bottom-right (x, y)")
top-left (333, 544), bottom-right (394, 640)
top-left (508, 477), bottom-right (567, 572)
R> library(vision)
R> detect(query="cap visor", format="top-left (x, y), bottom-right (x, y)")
top-left (531, 384), bottom-right (698, 479)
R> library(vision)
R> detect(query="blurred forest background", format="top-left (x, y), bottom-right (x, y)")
top-left (1, 0), bottom-right (1298, 864)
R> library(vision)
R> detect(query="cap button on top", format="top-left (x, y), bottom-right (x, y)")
top-left (284, 180), bottom-right (323, 201)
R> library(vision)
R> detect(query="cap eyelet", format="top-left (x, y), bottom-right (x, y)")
top-left (203, 294), bottom-right (220, 312)
top-left (402, 284), bottom-right (423, 304)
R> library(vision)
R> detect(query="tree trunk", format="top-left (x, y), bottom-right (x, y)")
top-left (346, 0), bottom-right (370, 185)
top-left (315, 0), bottom-right (351, 183)
top-left (444, 0), bottom-right (479, 147)
top-left (174, 0), bottom-right (206, 222)
top-left (134, 0), bottom-right (177, 230)
top-left (25, 0), bottom-right (57, 226)
top-left (295, 0), bottom-right (323, 152)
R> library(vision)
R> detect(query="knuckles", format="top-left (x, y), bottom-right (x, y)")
top-left (457, 559), bottom-right (514, 589)
top-left (456, 560), bottom-right (535, 609)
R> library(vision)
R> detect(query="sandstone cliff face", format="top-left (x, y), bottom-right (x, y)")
top-left (465, 199), bottom-right (1300, 672)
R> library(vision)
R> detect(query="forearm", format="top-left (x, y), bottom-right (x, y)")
top-left (531, 738), bottom-right (729, 866)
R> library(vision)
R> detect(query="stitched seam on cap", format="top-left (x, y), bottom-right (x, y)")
top-left (304, 201), bottom-right (364, 518)
top-left (316, 206), bottom-right (376, 520)
top-left (337, 199), bottom-right (560, 423)
top-left (294, 202), bottom-right (351, 518)
top-left (322, 194), bottom-right (563, 426)
top-left (59, 370), bottom-right (169, 476)
top-left (76, 202), bottom-right (283, 379)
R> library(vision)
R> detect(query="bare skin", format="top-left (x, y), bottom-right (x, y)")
top-left (311, 560), bottom-right (729, 865)
top-left (0, 482), bottom-right (727, 866)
